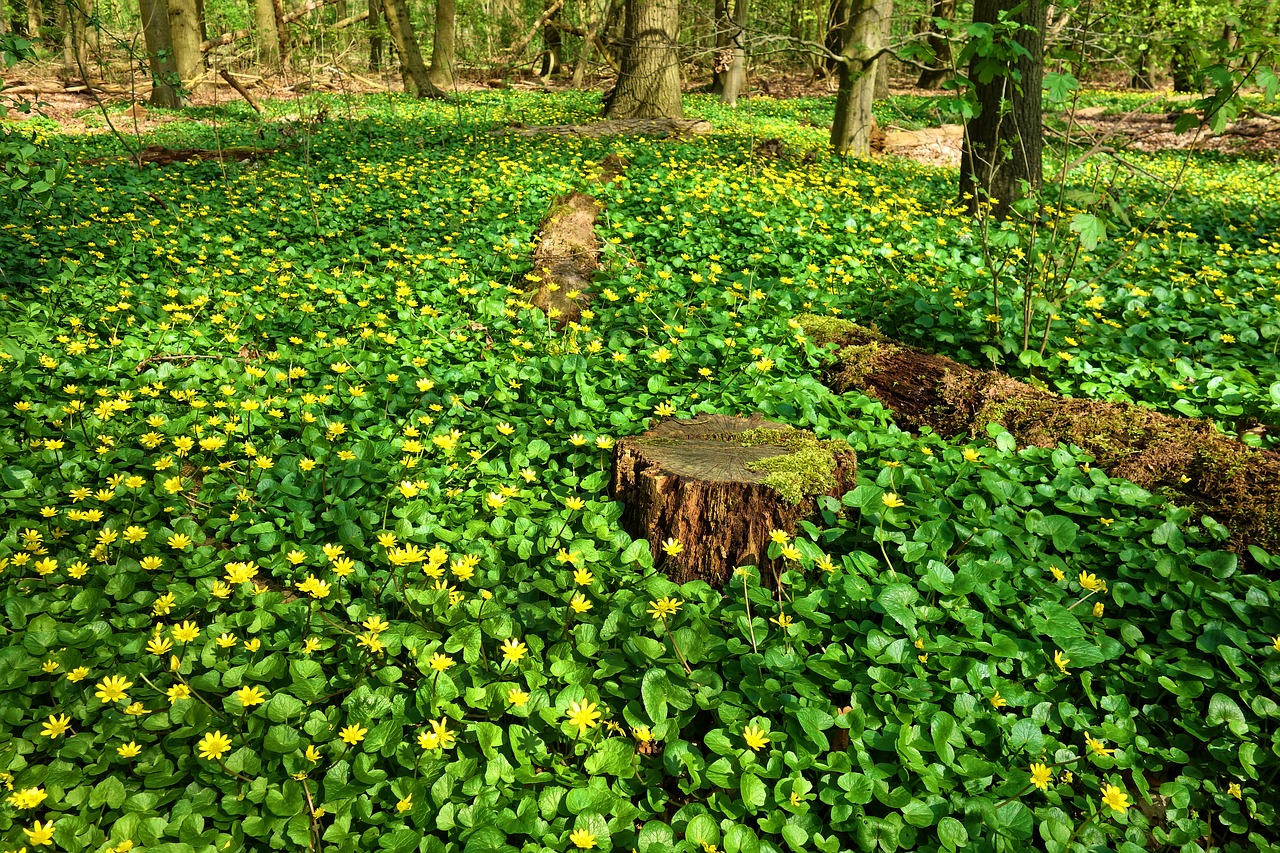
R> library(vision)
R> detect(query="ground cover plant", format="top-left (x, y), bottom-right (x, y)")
top-left (1, 90), bottom-right (1279, 853)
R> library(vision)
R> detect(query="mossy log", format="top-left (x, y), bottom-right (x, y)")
top-left (493, 117), bottom-right (712, 138)
top-left (609, 414), bottom-right (857, 587)
top-left (528, 191), bottom-right (600, 328)
top-left (800, 314), bottom-right (1280, 554)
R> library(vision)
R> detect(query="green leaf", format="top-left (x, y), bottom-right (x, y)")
top-left (877, 584), bottom-right (918, 632)
top-left (584, 738), bottom-right (636, 777)
top-left (740, 774), bottom-right (767, 811)
top-left (938, 817), bottom-right (968, 850)
top-left (1069, 212), bottom-right (1105, 251)
top-left (685, 815), bottom-right (720, 847)
top-left (1045, 71), bottom-right (1080, 104)
top-left (1207, 693), bottom-right (1249, 736)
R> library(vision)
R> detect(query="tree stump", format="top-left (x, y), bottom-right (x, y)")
top-left (609, 414), bottom-right (857, 587)
top-left (528, 191), bottom-right (600, 328)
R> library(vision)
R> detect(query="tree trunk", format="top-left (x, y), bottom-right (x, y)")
top-left (367, 0), bottom-right (383, 69)
top-left (271, 0), bottom-right (290, 64)
top-left (822, 0), bottom-right (841, 77)
top-left (539, 0), bottom-right (562, 76)
top-left (711, 0), bottom-right (747, 105)
top-left (914, 0), bottom-right (953, 88)
top-left (610, 415), bottom-right (857, 588)
top-left (829, 0), bottom-right (891, 156)
top-left (1171, 43), bottom-right (1197, 93)
top-left (25, 0), bottom-right (41, 39)
top-left (427, 0), bottom-right (454, 88)
top-left (958, 0), bottom-right (1044, 217)
top-left (0, 6), bottom-right (8, 34)
top-left (874, 42), bottom-right (889, 98)
top-left (603, 0), bottom-right (682, 118)
top-left (805, 316), bottom-right (1280, 557)
top-left (253, 0), bottom-right (280, 65)
top-left (383, 0), bottom-right (447, 97)
top-left (59, 0), bottom-right (89, 80)
top-left (167, 0), bottom-right (204, 93)
top-left (139, 0), bottom-right (180, 106)
top-left (1131, 45), bottom-right (1151, 90)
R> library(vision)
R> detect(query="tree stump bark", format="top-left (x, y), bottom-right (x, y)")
top-left (800, 314), bottom-right (1280, 555)
top-left (610, 414), bottom-right (857, 587)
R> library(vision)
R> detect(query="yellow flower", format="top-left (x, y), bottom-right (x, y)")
top-left (661, 537), bottom-right (683, 557)
top-left (647, 597), bottom-right (683, 619)
top-left (742, 724), bottom-right (771, 751)
top-left (1054, 650), bottom-right (1070, 674)
top-left (566, 700), bottom-right (602, 735)
top-left (507, 688), bottom-right (530, 707)
top-left (197, 730), bottom-right (232, 761)
top-left (1078, 571), bottom-right (1106, 592)
top-left (500, 639), bottom-right (528, 664)
top-left (117, 741), bottom-right (142, 758)
top-left (565, 496), bottom-right (586, 511)
top-left (1030, 763), bottom-right (1052, 791)
top-left (881, 493), bottom-right (904, 508)
top-left (339, 724), bottom-right (368, 745)
top-left (305, 745), bottom-right (322, 763)
top-left (1100, 783), bottom-right (1130, 813)
top-left (167, 684), bottom-right (190, 703)
top-left (962, 448), bottom-right (981, 463)
top-left (1086, 733), bottom-right (1115, 756)
top-left (1227, 782), bottom-right (1242, 799)
top-left (573, 567), bottom-right (594, 586)
top-left (172, 621), bottom-right (200, 643)
top-left (236, 686), bottom-right (267, 707)
top-left (167, 533), bottom-right (192, 549)
top-left (990, 691), bottom-right (1008, 709)
top-left (417, 730), bottom-right (440, 751)
top-left (570, 828), bottom-right (597, 849)
top-left (95, 675), bottom-right (132, 703)
top-left (41, 714), bottom-right (72, 738)
top-left (24, 818), bottom-right (56, 846)
top-left (1050, 567), bottom-right (1065, 581)
top-left (146, 635), bottom-right (173, 656)
top-left (429, 652), bottom-right (454, 673)
top-left (396, 794), bottom-right (413, 813)
top-left (1093, 601), bottom-right (1105, 617)
top-left (570, 592), bottom-right (592, 613)
top-left (1272, 636), bottom-right (1280, 653)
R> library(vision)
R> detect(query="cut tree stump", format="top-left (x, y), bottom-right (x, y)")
top-left (528, 191), bottom-right (601, 328)
top-left (799, 314), bottom-right (1280, 555)
top-left (610, 414), bottom-right (857, 587)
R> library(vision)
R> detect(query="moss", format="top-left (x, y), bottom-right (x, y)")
top-left (733, 428), bottom-right (850, 505)
top-left (794, 313), bottom-right (870, 345)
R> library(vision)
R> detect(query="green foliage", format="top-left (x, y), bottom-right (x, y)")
top-left (0, 90), bottom-right (1278, 853)
top-left (0, 33), bottom-right (68, 219)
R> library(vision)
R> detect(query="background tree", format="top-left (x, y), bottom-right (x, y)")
top-left (382, 0), bottom-right (446, 97)
top-left (167, 0), bottom-right (204, 92)
top-left (252, 0), bottom-right (279, 65)
top-left (828, 0), bottom-right (891, 156)
top-left (428, 0), bottom-right (454, 88)
top-left (603, 0), bottom-right (682, 118)
top-left (710, 0), bottom-right (747, 105)
top-left (957, 0), bottom-right (1045, 217)
top-left (138, 0), bottom-right (179, 105)
top-left (914, 0), bottom-right (953, 87)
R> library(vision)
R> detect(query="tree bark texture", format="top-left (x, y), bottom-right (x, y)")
top-left (822, 0), bottom-right (841, 77)
top-left (139, 0), bottom-right (180, 106)
top-left (803, 316), bottom-right (1280, 556)
top-left (958, 0), bottom-right (1044, 217)
top-left (167, 0), bottom-right (205, 92)
top-left (382, 0), bottom-right (447, 97)
top-left (59, 0), bottom-right (89, 80)
top-left (253, 0), bottom-right (280, 64)
top-left (428, 0), bottom-right (454, 88)
top-left (915, 0), bottom-right (954, 88)
top-left (603, 0), bottom-right (683, 119)
top-left (540, 0), bottom-right (562, 76)
top-left (528, 191), bottom-right (601, 327)
top-left (610, 415), bottom-right (857, 588)
top-left (367, 0), bottom-right (383, 69)
top-left (829, 0), bottom-right (891, 156)
top-left (26, 0), bottom-right (42, 39)
top-left (711, 0), bottom-right (747, 105)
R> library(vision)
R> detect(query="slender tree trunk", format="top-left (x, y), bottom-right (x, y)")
top-left (1131, 45), bottom-right (1151, 89)
top-left (603, 0), bottom-right (682, 118)
top-left (822, 0), bottom-right (842, 77)
top-left (367, 0), bottom-right (383, 69)
top-left (958, 0), bottom-right (1044, 217)
top-left (167, 0), bottom-right (204, 93)
top-left (1171, 43), bottom-right (1197, 92)
top-left (0, 7), bottom-right (8, 34)
top-left (59, 0), bottom-right (89, 80)
top-left (253, 0), bottom-right (280, 65)
top-left (139, 0), bottom-right (180, 106)
top-left (271, 0), bottom-right (290, 65)
top-left (539, 0), bottom-right (562, 76)
top-left (383, 0), bottom-right (447, 96)
top-left (915, 0), bottom-right (953, 87)
top-left (874, 39), bottom-right (889, 98)
top-left (829, 0), bottom-right (890, 156)
top-left (711, 0), bottom-right (747, 105)
top-left (26, 0), bottom-right (41, 39)
top-left (427, 0), bottom-right (454, 88)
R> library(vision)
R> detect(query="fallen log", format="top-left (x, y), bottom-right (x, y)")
top-left (527, 191), bottom-right (600, 327)
top-left (800, 314), bottom-right (1280, 554)
top-left (610, 414), bottom-right (857, 587)
top-left (494, 117), bottom-right (712, 138)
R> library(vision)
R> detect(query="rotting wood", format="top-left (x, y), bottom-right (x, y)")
top-left (528, 191), bottom-right (600, 327)
top-left (800, 314), bottom-right (1280, 555)
top-left (493, 117), bottom-right (712, 138)
top-left (218, 70), bottom-right (262, 113)
top-left (83, 145), bottom-right (277, 166)
top-left (610, 414), bottom-right (857, 588)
